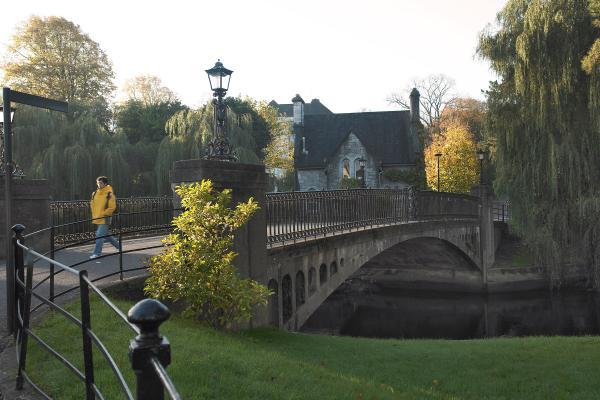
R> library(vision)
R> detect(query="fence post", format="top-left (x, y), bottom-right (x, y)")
top-left (50, 224), bottom-right (55, 301)
top-left (12, 224), bottom-right (25, 341)
top-left (79, 271), bottom-right (96, 399)
top-left (13, 224), bottom-right (32, 391)
top-left (118, 213), bottom-right (123, 280)
top-left (128, 299), bottom-right (171, 400)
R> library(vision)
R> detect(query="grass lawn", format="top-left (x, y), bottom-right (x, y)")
top-left (23, 294), bottom-right (600, 400)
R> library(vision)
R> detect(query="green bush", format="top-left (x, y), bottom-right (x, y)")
top-left (338, 177), bottom-right (362, 189)
top-left (382, 168), bottom-right (423, 187)
top-left (145, 180), bottom-right (270, 329)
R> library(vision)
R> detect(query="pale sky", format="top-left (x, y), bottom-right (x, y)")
top-left (1, 0), bottom-right (507, 113)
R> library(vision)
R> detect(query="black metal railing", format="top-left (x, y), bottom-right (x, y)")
top-left (51, 197), bottom-right (174, 245)
top-left (265, 188), bottom-right (413, 246)
top-left (12, 219), bottom-right (181, 399)
top-left (412, 190), bottom-right (480, 220)
top-left (265, 188), bottom-right (480, 247)
top-left (492, 201), bottom-right (510, 222)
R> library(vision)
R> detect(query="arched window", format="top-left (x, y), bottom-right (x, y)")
top-left (354, 159), bottom-right (361, 178)
top-left (282, 275), bottom-right (292, 322)
top-left (330, 261), bottom-right (338, 276)
top-left (319, 263), bottom-right (328, 285)
top-left (342, 159), bottom-right (350, 178)
top-left (295, 271), bottom-right (305, 307)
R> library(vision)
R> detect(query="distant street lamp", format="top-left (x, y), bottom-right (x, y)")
top-left (477, 149), bottom-right (485, 185)
top-left (434, 152), bottom-right (442, 192)
top-left (205, 60), bottom-right (236, 162)
top-left (358, 158), bottom-right (366, 188)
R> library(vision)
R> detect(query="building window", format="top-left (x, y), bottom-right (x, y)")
top-left (342, 159), bottom-right (350, 178)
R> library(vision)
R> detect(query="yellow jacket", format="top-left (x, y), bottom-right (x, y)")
top-left (90, 185), bottom-right (117, 224)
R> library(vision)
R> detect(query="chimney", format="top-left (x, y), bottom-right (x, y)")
top-left (292, 94), bottom-right (305, 126)
top-left (409, 88), bottom-right (420, 124)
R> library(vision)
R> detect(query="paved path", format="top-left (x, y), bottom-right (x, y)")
top-left (0, 236), bottom-right (166, 399)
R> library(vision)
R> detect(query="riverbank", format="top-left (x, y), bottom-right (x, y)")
top-left (18, 291), bottom-right (600, 399)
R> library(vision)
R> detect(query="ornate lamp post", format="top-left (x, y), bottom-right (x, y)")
top-left (205, 60), bottom-right (236, 162)
top-left (434, 152), bottom-right (442, 192)
top-left (477, 149), bottom-right (485, 185)
top-left (358, 158), bottom-right (366, 188)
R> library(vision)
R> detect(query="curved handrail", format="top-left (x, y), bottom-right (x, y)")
top-left (13, 226), bottom-right (179, 399)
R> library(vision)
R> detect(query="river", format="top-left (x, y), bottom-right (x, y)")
top-left (302, 282), bottom-right (600, 339)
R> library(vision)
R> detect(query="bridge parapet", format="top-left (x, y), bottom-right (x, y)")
top-left (266, 188), bottom-right (412, 247)
top-left (413, 191), bottom-right (479, 220)
top-left (265, 189), bottom-right (481, 247)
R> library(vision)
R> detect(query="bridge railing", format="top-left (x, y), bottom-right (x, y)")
top-left (51, 197), bottom-right (174, 245)
top-left (265, 188), bottom-right (412, 246)
top-left (492, 200), bottom-right (510, 222)
top-left (413, 191), bottom-right (480, 220)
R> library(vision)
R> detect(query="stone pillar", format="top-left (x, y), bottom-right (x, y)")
top-left (471, 185), bottom-right (495, 288)
top-left (0, 179), bottom-right (51, 259)
top-left (170, 159), bottom-right (269, 326)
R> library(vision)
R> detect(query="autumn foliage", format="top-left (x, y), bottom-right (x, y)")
top-left (424, 124), bottom-right (479, 193)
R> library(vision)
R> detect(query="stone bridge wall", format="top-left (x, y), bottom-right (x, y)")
top-left (265, 218), bottom-right (483, 330)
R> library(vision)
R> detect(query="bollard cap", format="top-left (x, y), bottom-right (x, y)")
top-left (12, 224), bottom-right (26, 235)
top-left (128, 299), bottom-right (171, 343)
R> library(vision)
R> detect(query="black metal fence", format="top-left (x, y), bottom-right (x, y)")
top-left (265, 188), bottom-right (413, 246)
top-left (12, 220), bottom-right (180, 399)
top-left (265, 188), bottom-right (480, 247)
top-left (412, 191), bottom-right (480, 220)
top-left (51, 197), bottom-right (174, 246)
top-left (492, 201), bottom-right (510, 222)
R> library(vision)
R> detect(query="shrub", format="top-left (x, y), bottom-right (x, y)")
top-left (144, 180), bottom-right (270, 329)
top-left (338, 177), bottom-right (362, 189)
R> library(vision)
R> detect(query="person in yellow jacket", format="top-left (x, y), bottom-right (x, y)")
top-left (90, 176), bottom-right (120, 259)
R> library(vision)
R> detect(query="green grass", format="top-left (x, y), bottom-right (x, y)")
top-left (24, 296), bottom-right (600, 399)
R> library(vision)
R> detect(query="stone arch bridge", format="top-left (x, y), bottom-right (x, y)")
top-left (262, 189), bottom-right (501, 330)
top-left (170, 160), bottom-right (503, 331)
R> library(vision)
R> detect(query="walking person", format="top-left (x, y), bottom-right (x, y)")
top-left (90, 176), bottom-right (120, 259)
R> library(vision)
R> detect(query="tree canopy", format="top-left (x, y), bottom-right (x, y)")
top-left (122, 75), bottom-right (179, 106)
top-left (2, 16), bottom-right (115, 105)
top-left (478, 0), bottom-right (600, 288)
top-left (424, 124), bottom-right (479, 193)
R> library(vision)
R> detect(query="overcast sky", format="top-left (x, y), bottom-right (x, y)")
top-left (1, 0), bottom-right (507, 113)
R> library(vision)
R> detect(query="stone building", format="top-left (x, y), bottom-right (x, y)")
top-left (270, 90), bottom-right (421, 191)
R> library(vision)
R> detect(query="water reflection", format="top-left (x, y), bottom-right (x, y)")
top-left (302, 286), bottom-right (600, 339)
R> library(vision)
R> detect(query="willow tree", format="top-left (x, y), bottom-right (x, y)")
top-left (155, 103), bottom-right (261, 194)
top-left (13, 107), bottom-right (132, 199)
top-left (478, 0), bottom-right (600, 288)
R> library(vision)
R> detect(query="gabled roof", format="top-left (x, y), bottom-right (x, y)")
top-left (269, 98), bottom-right (333, 117)
top-left (296, 110), bottom-right (416, 168)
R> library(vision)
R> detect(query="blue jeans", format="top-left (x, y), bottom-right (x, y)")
top-left (92, 218), bottom-right (120, 256)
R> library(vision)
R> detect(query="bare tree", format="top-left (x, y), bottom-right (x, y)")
top-left (387, 74), bottom-right (456, 129)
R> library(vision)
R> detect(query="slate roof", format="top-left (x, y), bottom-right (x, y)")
top-left (296, 110), bottom-right (416, 168)
top-left (268, 98), bottom-right (333, 117)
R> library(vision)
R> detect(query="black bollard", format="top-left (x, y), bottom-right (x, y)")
top-left (128, 299), bottom-right (171, 400)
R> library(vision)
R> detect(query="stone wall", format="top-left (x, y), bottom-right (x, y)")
top-left (298, 169), bottom-right (327, 191)
top-left (0, 179), bottom-right (51, 259)
top-left (298, 133), bottom-right (415, 190)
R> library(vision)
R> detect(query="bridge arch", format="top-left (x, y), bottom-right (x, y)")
top-left (267, 218), bottom-right (485, 330)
